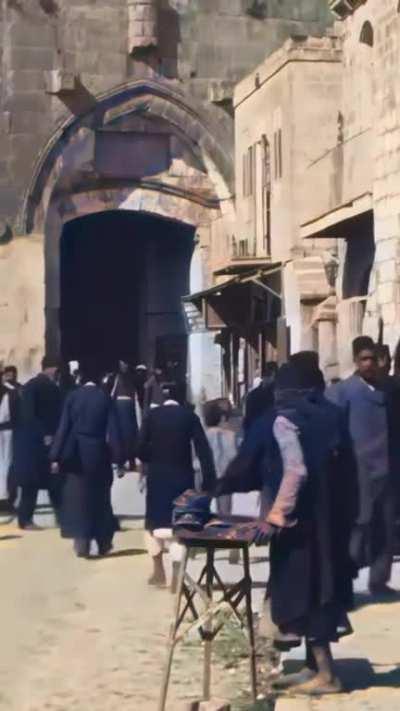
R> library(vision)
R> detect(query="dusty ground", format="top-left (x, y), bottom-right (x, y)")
top-left (1, 514), bottom-right (400, 711)
top-left (0, 518), bottom-right (268, 711)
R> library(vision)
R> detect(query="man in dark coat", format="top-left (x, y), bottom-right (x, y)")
top-left (13, 357), bottom-right (63, 530)
top-left (137, 386), bottom-right (216, 588)
top-left (50, 366), bottom-right (125, 557)
top-left (216, 358), bottom-right (356, 695)
top-left (104, 360), bottom-right (139, 468)
top-left (376, 344), bottom-right (400, 555)
top-left (326, 336), bottom-right (396, 597)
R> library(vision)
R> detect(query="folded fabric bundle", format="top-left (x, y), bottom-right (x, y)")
top-left (173, 489), bottom-right (212, 532)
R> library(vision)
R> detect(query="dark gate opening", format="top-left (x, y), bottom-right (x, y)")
top-left (60, 210), bottom-right (194, 376)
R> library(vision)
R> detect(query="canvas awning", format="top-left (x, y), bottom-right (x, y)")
top-left (182, 265), bottom-right (282, 333)
top-left (300, 192), bottom-right (373, 239)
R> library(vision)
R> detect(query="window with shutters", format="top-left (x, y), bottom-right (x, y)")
top-left (273, 129), bottom-right (283, 180)
top-left (261, 135), bottom-right (271, 255)
top-left (242, 145), bottom-right (255, 197)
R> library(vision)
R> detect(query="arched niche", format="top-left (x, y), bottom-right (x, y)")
top-left (359, 20), bottom-right (374, 47)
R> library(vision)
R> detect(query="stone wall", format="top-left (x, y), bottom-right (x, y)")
top-left (340, 1), bottom-right (400, 355)
top-left (0, 234), bottom-right (45, 379)
top-left (0, 0), bottom-right (333, 235)
top-left (0, 0), bottom-right (334, 380)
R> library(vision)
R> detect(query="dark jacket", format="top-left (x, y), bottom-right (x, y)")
top-left (243, 381), bottom-right (275, 432)
top-left (13, 373), bottom-right (62, 487)
top-left (137, 403), bottom-right (216, 529)
top-left (50, 384), bottom-right (124, 478)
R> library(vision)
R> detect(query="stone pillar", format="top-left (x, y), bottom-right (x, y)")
top-left (337, 297), bottom-right (366, 377)
top-left (318, 320), bottom-right (338, 382)
top-left (128, 0), bottom-right (158, 54)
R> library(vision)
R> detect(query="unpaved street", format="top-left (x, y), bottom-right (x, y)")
top-left (0, 514), bottom-right (266, 711)
top-left (2, 507), bottom-right (400, 711)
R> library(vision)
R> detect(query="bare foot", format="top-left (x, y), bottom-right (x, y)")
top-left (272, 668), bottom-right (316, 690)
top-left (287, 674), bottom-right (342, 696)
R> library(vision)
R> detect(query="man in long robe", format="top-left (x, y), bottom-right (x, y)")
top-left (137, 386), bottom-right (216, 590)
top-left (13, 357), bottom-right (62, 530)
top-left (216, 357), bottom-right (356, 695)
top-left (327, 336), bottom-right (395, 597)
top-left (50, 366), bottom-right (124, 557)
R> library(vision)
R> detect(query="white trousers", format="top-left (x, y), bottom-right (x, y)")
top-left (0, 431), bottom-right (12, 500)
top-left (145, 529), bottom-right (185, 563)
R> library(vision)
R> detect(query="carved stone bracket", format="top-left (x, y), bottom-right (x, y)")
top-left (128, 0), bottom-right (158, 54)
top-left (44, 69), bottom-right (77, 95)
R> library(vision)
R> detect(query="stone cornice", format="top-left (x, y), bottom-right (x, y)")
top-left (328, 0), bottom-right (367, 20)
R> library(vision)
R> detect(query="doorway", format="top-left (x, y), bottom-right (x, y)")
top-left (60, 210), bottom-right (195, 377)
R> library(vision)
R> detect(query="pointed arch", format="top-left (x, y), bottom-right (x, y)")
top-left (20, 79), bottom-right (233, 234)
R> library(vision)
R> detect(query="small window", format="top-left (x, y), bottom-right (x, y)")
top-left (359, 21), bottom-right (374, 47)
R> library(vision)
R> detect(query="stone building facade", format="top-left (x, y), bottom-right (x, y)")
top-left (229, 0), bottom-right (400, 382)
top-left (301, 0), bottom-right (400, 375)
top-left (233, 35), bottom-right (342, 380)
top-left (0, 0), bottom-right (332, 402)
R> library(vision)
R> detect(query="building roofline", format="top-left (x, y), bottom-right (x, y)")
top-left (233, 35), bottom-right (342, 109)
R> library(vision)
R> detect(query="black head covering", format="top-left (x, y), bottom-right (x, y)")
top-left (288, 351), bottom-right (325, 391)
top-left (290, 351), bottom-right (319, 369)
top-left (41, 355), bottom-right (61, 370)
top-left (275, 356), bottom-right (325, 396)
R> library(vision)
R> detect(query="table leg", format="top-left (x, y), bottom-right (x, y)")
top-left (243, 545), bottom-right (257, 702)
top-left (158, 547), bottom-right (189, 711)
top-left (203, 546), bottom-right (214, 701)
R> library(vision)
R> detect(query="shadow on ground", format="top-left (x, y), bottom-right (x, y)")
top-left (354, 591), bottom-right (400, 610)
top-left (283, 657), bottom-right (400, 693)
top-left (0, 535), bottom-right (22, 542)
top-left (92, 548), bottom-right (147, 560)
top-left (337, 658), bottom-right (400, 692)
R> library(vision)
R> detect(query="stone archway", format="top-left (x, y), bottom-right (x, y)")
top-left (20, 79), bottom-right (234, 235)
top-left (7, 80), bottom-right (234, 397)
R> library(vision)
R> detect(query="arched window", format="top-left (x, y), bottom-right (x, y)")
top-left (359, 21), bottom-right (374, 47)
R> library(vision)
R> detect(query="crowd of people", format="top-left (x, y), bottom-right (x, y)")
top-left (1, 335), bottom-right (400, 695)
